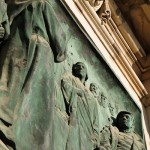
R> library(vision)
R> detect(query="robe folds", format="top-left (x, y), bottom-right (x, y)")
top-left (61, 72), bottom-right (100, 150)
top-left (0, 0), bottom-right (67, 149)
top-left (99, 125), bottom-right (146, 150)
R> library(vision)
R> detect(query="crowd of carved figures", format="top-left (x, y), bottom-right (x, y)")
top-left (0, 0), bottom-right (146, 150)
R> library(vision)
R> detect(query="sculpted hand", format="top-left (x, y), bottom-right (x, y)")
top-left (0, 25), bottom-right (5, 39)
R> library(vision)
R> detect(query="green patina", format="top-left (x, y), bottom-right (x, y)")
top-left (0, 0), bottom-right (144, 150)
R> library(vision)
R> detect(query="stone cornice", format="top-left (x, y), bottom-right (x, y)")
top-left (61, 0), bottom-right (149, 104)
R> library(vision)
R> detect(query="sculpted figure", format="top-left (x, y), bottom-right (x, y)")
top-left (90, 83), bottom-right (99, 98)
top-left (108, 103), bottom-right (115, 117)
top-left (100, 92), bottom-right (108, 108)
top-left (61, 62), bottom-right (100, 150)
top-left (108, 103), bottom-right (116, 125)
top-left (0, 0), bottom-right (67, 149)
top-left (98, 92), bottom-right (112, 130)
top-left (0, 0), bottom-right (10, 42)
top-left (97, 111), bottom-right (145, 150)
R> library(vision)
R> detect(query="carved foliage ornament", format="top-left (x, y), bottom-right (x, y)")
top-left (85, 0), bottom-right (111, 23)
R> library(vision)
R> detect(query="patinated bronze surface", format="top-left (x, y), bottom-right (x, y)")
top-left (61, 62), bottom-right (99, 149)
top-left (0, 0), bottom-right (146, 150)
top-left (0, 0), bottom-right (67, 149)
top-left (98, 111), bottom-right (145, 150)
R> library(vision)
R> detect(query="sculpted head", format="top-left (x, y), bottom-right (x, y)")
top-left (72, 62), bottom-right (88, 82)
top-left (108, 103), bottom-right (115, 117)
top-left (116, 111), bottom-right (134, 132)
top-left (100, 92), bottom-right (107, 108)
top-left (90, 83), bottom-right (98, 92)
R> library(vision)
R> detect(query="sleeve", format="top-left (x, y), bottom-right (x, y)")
top-left (132, 133), bottom-right (146, 150)
top-left (42, 1), bottom-right (67, 62)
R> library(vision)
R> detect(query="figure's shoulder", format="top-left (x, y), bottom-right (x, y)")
top-left (132, 132), bottom-right (143, 141)
top-left (109, 125), bottom-right (118, 131)
top-left (132, 132), bottom-right (146, 149)
top-left (61, 72), bottom-right (74, 80)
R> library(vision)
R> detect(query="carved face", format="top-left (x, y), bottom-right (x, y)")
top-left (90, 83), bottom-right (97, 92)
top-left (73, 62), bottom-right (87, 79)
top-left (117, 113), bottom-right (134, 130)
top-left (109, 103), bottom-right (115, 116)
top-left (101, 94), bottom-right (107, 107)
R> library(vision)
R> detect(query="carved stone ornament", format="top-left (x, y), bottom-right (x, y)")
top-left (86, 0), bottom-right (111, 23)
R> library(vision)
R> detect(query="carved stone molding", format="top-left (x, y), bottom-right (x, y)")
top-left (85, 0), bottom-right (111, 23)
top-left (85, 0), bottom-right (104, 11)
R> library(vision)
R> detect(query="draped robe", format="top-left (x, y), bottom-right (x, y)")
top-left (61, 72), bottom-right (100, 150)
top-left (0, 0), bottom-right (67, 149)
top-left (99, 125), bottom-right (146, 150)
